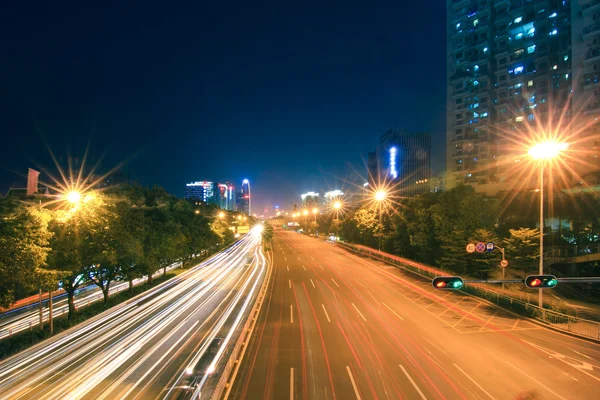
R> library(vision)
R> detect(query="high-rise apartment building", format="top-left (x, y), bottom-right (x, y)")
top-left (447, 0), bottom-right (600, 195)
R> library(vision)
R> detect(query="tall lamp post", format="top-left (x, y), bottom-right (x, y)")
top-left (528, 140), bottom-right (568, 307)
top-left (312, 207), bottom-right (319, 235)
top-left (375, 190), bottom-right (387, 251)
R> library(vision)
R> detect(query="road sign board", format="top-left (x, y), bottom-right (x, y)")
top-left (500, 259), bottom-right (508, 268)
top-left (466, 243), bottom-right (476, 253)
top-left (486, 242), bottom-right (494, 252)
top-left (475, 242), bottom-right (486, 253)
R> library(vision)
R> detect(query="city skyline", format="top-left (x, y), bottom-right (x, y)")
top-left (0, 1), bottom-right (446, 210)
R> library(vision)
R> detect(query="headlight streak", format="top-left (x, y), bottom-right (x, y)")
top-left (0, 239), bottom-right (248, 339)
top-left (192, 244), bottom-right (267, 398)
top-left (0, 234), bottom-right (264, 399)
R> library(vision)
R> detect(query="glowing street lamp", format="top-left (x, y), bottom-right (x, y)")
top-left (218, 211), bottom-right (225, 219)
top-left (527, 140), bottom-right (567, 307)
top-left (333, 201), bottom-right (342, 210)
top-left (66, 191), bottom-right (82, 204)
top-left (375, 190), bottom-right (387, 202)
top-left (302, 209), bottom-right (309, 216)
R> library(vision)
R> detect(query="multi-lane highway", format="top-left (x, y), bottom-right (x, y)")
top-left (231, 229), bottom-right (600, 400)
top-left (0, 229), bottom-right (267, 400)
top-left (0, 262), bottom-right (184, 339)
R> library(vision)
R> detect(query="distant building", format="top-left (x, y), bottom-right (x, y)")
top-left (429, 175), bottom-right (444, 193)
top-left (369, 129), bottom-right (431, 197)
top-left (216, 182), bottom-right (236, 211)
top-left (236, 179), bottom-right (251, 214)
top-left (300, 191), bottom-right (319, 207)
top-left (185, 181), bottom-right (215, 204)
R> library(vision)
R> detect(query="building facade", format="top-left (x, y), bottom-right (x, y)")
top-left (374, 130), bottom-right (432, 196)
top-left (236, 179), bottom-right (251, 215)
top-left (185, 181), bottom-right (215, 204)
top-left (447, 0), bottom-right (600, 195)
top-left (216, 182), bottom-right (236, 211)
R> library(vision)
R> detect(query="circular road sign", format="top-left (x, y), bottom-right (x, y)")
top-left (466, 243), bottom-right (476, 253)
top-left (500, 259), bottom-right (509, 268)
top-left (486, 242), bottom-right (495, 252)
top-left (475, 242), bottom-right (486, 253)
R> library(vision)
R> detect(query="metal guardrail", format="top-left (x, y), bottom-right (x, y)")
top-left (337, 241), bottom-right (600, 341)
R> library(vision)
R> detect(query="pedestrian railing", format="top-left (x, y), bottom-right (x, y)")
top-left (337, 241), bottom-right (600, 341)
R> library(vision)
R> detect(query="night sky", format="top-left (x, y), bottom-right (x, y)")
top-left (1, 1), bottom-right (446, 213)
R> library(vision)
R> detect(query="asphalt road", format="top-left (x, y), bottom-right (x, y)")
top-left (230, 229), bottom-right (600, 400)
top-left (0, 230), bottom-right (266, 400)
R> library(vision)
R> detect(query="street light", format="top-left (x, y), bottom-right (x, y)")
top-left (528, 140), bottom-right (567, 307)
top-left (302, 209), bottom-right (309, 216)
top-left (333, 201), bottom-right (342, 210)
top-left (218, 211), bottom-right (225, 219)
top-left (374, 190), bottom-right (388, 251)
top-left (66, 191), bottom-right (82, 204)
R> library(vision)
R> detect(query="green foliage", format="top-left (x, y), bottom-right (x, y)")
top-left (2, 183), bottom-right (223, 317)
top-left (0, 199), bottom-right (53, 308)
top-left (504, 228), bottom-right (540, 277)
top-left (262, 222), bottom-right (274, 242)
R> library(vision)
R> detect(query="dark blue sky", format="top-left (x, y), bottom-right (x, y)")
top-left (1, 0), bottom-right (446, 212)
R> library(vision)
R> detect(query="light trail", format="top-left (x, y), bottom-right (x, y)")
top-left (0, 229), bottom-right (267, 400)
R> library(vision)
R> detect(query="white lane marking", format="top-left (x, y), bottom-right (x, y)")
top-left (322, 304), bottom-right (331, 322)
top-left (352, 303), bottom-right (367, 322)
top-left (302, 265), bottom-right (307, 271)
top-left (331, 278), bottom-right (340, 288)
top-left (346, 366), bottom-right (361, 400)
top-left (424, 339), bottom-right (447, 355)
top-left (319, 264), bottom-right (324, 271)
top-left (310, 279), bottom-right (316, 288)
top-left (505, 361), bottom-right (567, 400)
top-left (285, 257), bottom-right (287, 261)
top-left (399, 364), bottom-right (427, 400)
top-left (290, 305), bottom-right (294, 324)
top-left (289, 279), bottom-right (292, 289)
top-left (290, 367), bottom-right (294, 400)
top-left (287, 266), bottom-right (289, 272)
top-left (311, 256), bottom-right (315, 260)
top-left (572, 349), bottom-right (594, 360)
top-left (381, 302), bottom-right (404, 320)
top-left (453, 364), bottom-right (496, 400)
top-left (298, 256), bottom-right (301, 261)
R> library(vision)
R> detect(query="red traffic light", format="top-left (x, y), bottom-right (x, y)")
top-left (432, 276), bottom-right (464, 290)
top-left (524, 275), bottom-right (558, 289)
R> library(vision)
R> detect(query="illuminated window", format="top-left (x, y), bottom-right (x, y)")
top-left (549, 29), bottom-right (558, 36)
top-left (514, 66), bottom-right (524, 74)
top-left (528, 114), bottom-right (535, 121)
top-left (514, 49), bottom-right (524, 57)
top-left (528, 80), bottom-right (534, 87)
top-left (474, 65), bottom-right (479, 71)
top-left (514, 17), bottom-right (522, 23)
top-left (549, 12), bottom-right (557, 18)
top-left (474, 19), bottom-right (479, 27)
top-left (553, 65), bottom-right (558, 70)
top-left (515, 116), bottom-right (525, 122)
top-left (527, 45), bottom-right (536, 54)
top-left (483, 47), bottom-right (488, 53)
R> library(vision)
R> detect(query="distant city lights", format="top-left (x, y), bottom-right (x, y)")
top-left (389, 147), bottom-right (398, 179)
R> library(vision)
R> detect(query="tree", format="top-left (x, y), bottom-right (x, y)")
top-left (504, 228), bottom-right (540, 278)
top-left (47, 193), bottom-right (108, 319)
top-left (468, 228), bottom-right (501, 279)
top-left (0, 199), bottom-right (53, 308)
top-left (262, 222), bottom-right (274, 245)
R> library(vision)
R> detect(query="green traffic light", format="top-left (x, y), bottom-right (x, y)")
top-left (452, 281), bottom-right (463, 289)
top-left (547, 279), bottom-right (557, 287)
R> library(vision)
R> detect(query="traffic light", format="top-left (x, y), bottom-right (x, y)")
top-left (432, 276), bottom-right (464, 290)
top-left (524, 275), bottom-right (558, 289)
